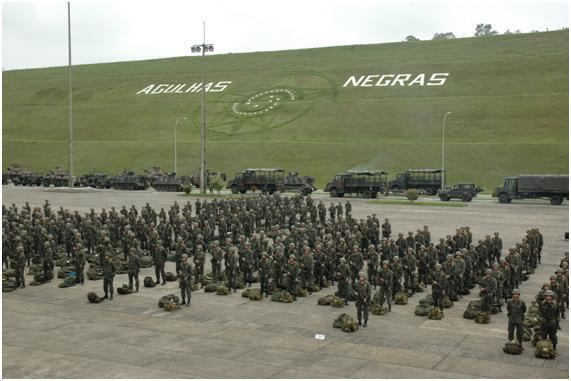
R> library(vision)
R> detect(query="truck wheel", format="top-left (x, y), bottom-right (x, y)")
top-left (550, 195), bottom-right (563, 205)
top-left (371, 192), bottom-right (378, 199)
top-left (424, 188), bottom-right (435, 196)
top-left (330, 189), bottom-right (339, 197)
top-left (461, 193), bottom-right (473, 202)
top-left (240, 190), bottom-right (247, 194)
top-left (231, 185), bottom-right (239, 194)
top-left (498, 194), bottom-right (511, 204)
top-left (439, 194), bottom-right (450, 201)
top-left (363, 190), bottom-right (372, 198)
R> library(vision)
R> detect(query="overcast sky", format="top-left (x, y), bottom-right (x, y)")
top-left (2, 0), bottom-right (569, 70)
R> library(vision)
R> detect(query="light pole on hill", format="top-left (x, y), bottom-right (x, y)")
top-left (191, 22), bottom-right (214, 194)
top-left (174, 117), bottom-right (187, 174)
top-left (441, 111), bottom-right (452, 191)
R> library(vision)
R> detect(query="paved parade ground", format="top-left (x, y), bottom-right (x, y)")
top-left (2, 186), bottom-right (569, 379)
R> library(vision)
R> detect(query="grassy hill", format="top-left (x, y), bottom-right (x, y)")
top-left (2, 30), bottom-right (568, 190)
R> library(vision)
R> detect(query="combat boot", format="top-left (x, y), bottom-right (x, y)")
top-left (186, 299), bottom-right (190, 306)
top-left (181, 300), bottom-right (186, 305)
top-left (155, 279), bottom-right (160, 284)
top-left (104, 294), bottom-right (108, 299)
top-left (388, 304), bottom-right (392, 312)
top-left (358, 319), bottom-right (362, 326)
top-left (162, 280), bottom-right (166, 286)
top-left (110, 294), bottom-right (113, 300)
top-left (135, 285), bottom-right (139, 293)
top-left (363, 320), bottom-right (368, 327)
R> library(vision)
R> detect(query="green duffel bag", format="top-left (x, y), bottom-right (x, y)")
top-left (428, 307), bottom-right (444, 320)
top-left (503, 341), bottom-right (523, 355)
top-left (415, 304), bottom-right (431, 317)
top-left (535, 340), bottom-right (556, 359)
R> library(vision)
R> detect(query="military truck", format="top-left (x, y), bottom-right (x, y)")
top-left (438, 183), bottom-right (484, 202)
top-left (42, 167), bottom-right (71, 187)
top-left (109, 170), bottom-right (150, 190)
top-left (227, 168), bottom-right (285, 194)
top-left (492, 175), bottom-right (569, 205)
top-left (387, 169), bottom-right (446, 195)
top-left (284, 172), bottom-right (316, 196)
top-left (324, 170), bottom-right (388, 198)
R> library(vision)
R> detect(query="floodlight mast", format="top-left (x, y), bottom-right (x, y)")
top-left (191, 22), bottom-right (214, 194)
top-left (67, 2), bottom-right (74, 187)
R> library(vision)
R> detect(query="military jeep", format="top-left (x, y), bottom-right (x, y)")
top-left (438, 183), bottom-right (484, 202)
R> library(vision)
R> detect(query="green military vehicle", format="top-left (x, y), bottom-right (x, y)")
top-left (387, 169), bottom-right (445, 195)
top-left (324, 170), bottom-right (388, 198)
top-left (227, 168), bottom-right (285, 194)
top-left (78, 170), bottom-right (111, 189)
top-left (109, 170), bottom-right (150, 190)
top-left (42, 167), bottom-right (71, 187)
top-left (189, 170), bottom-right (227, 188)
top-left (284, 172), bottom-right (316, 196)
top-left (493, 175), bottom-right (569, 205)
top-left (438, 183), bottom-right (484, 202)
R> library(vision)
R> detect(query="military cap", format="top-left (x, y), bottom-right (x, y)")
top-left (446, 254), bottom-right (453, 259)
top-left (289, 254), bottom-right (295, 259)
top-left (382, 260), bottom-right (389, 265)
top-left (545, 290), bottom-right (554, 297)
top-left (358, 271), bottom-right (366, 278)
top-left (555, 268), bottom-right (563, 274)
top-left (393, 256), bottom-right (400, 261)
top-left (492, 262), bottom-right (499, 268)
top-left (435, 263), bottom-right (442, 269)
top-left (549, 275), bottom-right (556, 280)
top-left (494, 232), bottom-right (499, 235)
top-left (182, 254), bottom-right (188, 259)
top-left (340, 258), bottom-right (346, 263)
top-left (512, 289), bottom-right (520, 295)
top-left (485, 269), bottom-right (493, 274)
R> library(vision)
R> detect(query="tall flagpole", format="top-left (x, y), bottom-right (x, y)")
top-left (67, 2), bottom-right (74, 187)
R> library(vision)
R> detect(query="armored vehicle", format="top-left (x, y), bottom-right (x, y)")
top-left (4, 164), bottom-right (43, 186)
top-left (388, 169), bottom-right (445, 195)
top-left (227, 168), bottom-right (285, 194)
top-left (78, 171), bottom-right (111, 189)
top-left (492, 175), bottom-right (569, 205)
top-left (284, 172), bottom-right (316, 196)
top-left (438, 183), bottom-right (484, 202)
top-left (42, 167), bottom-right (70, 187)
top-left (324, 170), bottom-right (388, 198)
top-left (109, 171), bottom-right (150, 190)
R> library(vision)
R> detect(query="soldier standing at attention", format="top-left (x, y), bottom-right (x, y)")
top-left (355, 272), bottom-right (372, 327)
top-left (335, 258), bottom-right (351, 305)
top-left (226, 247), bottom-right (239, 293)
top-left (479, 269), bottom-right (497, 312)
top-left (73, 243), bottom-right (85, 285)
top-left (14, 245), bottom-right (26, 288)
top-left (154, 240), bottom-right (167, 286)
top-left (300, 247), bottom-right (314, 294)
top-left (539, 290), bottom-right (559, 353)
top-left (377, 260), bottom-right (394, 311)
top-left (103, 253), bottom-right (116, 300)
top-left (431, 263), bottom-right (447, 311)
top-left (285, 254), bottom-right (299, 295)
top-left (178, 254), bottom-right (192, 306)
top-left (259, 252), bottom-right (271, 297)
top-left (127, 248), bottom-right (140, 292)
top-left (506, 288), bottom-right (526, 347)
top-left (382, 219), bottom-right (391, 240)
top-left (42, 241), bottom-right (54, 283)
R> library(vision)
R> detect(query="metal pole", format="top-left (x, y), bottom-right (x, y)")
top-left (441, 111), bottom-right (451, 190)
top-left (67, 2), bottom-right (74, 187)
top-left (174, 117), bottom-right (186, 174)
top-left (200, 21), bottom-right (207, 194)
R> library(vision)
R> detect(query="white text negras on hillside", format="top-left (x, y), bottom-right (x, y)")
top-left (343, 73), bottom-right (449, 87)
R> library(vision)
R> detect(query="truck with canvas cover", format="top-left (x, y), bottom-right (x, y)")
top-left (324, 170), bottom-right (388, 198)
top-left (227, 168), bottom-right (285, 194)
top-left (387, 169), bottom-right (445, 195)
top-left (492, 175), bottom-right (568, 205)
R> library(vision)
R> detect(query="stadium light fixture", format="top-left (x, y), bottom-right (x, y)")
top-left (441, 111), bottom-right (452, 191)
top-left (174, 117), bottom-right (187, 175)
top-left (191, 22), bottom-right (214, 194)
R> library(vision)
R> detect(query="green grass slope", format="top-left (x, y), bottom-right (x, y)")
top-left (2, 31), bottom-right (568, 190)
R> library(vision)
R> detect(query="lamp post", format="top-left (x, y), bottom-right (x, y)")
top-left (174, 117), bottom-right (187, 174)
top-left (191, 22), bottom-right (214, 194)
top-left (441, 111), bottom-right (452, 191)
top-left (67, 1), bottom-right (74, 187)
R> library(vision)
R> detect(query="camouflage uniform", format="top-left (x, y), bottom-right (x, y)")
top-left (506, 290), bottom-right (526, 344)
top-left (355, 274), bottom-right (372, 327)
top-left (103, 256), bottom-right (116, 299)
